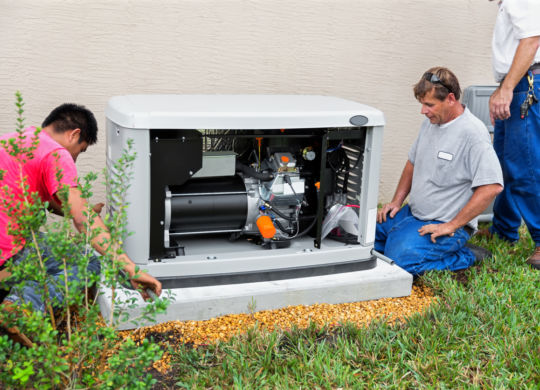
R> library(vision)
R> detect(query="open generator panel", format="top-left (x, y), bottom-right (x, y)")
top-left (151, 127), bottom-right (366, 258)
top-left (105, 95), bottom-right (385, 288)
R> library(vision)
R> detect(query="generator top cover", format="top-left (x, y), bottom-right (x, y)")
top-left (105, 94), bottom-right (385, 130)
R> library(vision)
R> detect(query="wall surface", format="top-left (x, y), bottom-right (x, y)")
top-left (0, 0), bottom-right (499, 204)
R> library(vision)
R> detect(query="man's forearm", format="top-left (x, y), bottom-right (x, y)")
top-left (391, 160), bottom-right (414, 205)
top-left (447, 184), bottom-right (503, 230)
top-left (87, 217), bottom-right (140, 277)
top-left (501, 36), bottom-right (540, 92)
top-left (64, 187), bottom-right (162, 296)
top-left (67, 188), bottom-right (138, 276)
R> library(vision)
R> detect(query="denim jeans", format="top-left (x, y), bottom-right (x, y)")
top-left (490, 73), bottom-right (540, 246)
top-left (2, 233), bottom-right (101, 313)
top-left (375, 205), bottom-right (475, 275)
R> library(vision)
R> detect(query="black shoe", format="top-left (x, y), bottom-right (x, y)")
top-left (465, 243), bottom-right (492, 262)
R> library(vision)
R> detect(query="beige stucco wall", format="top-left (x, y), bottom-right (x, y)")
top-left (0, 0), bottom-right (498, 204)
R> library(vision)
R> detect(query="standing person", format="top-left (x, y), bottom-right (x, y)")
top-left (376, 67), bottom-right (503, 276)
top-left (485, 0), bottom-right (540, 269)
top-left (0, 103), bottom-right (162, 344)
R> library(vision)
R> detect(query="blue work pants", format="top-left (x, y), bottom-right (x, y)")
top-left (375, 205), bottom-right (475, 275)
top-left (3, 233), bottom-right (101, 313)
top-left (490, 73), bottom-right (540, 246)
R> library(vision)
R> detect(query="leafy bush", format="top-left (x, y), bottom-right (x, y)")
top-left (0, 92), bottom-right (170, 389)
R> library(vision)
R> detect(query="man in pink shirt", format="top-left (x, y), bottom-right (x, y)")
top-left (0, 104), bottom-right (161, 344)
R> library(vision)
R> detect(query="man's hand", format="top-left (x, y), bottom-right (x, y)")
top-left (489, 36), bottom-right (540, 125)
top-left (418, 222), bottom-right (457, 243)
top-left (129, 272), bottom-right (162, 300)
top-left (489, 86), bottom-right (513, 125)
top-left (377, 202), bottom-right (402, 223)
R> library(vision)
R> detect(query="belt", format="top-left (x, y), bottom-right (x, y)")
top-left (464, 225), bottom-right (473, 236)
top-left (530, 63), bottom-right (540, 75)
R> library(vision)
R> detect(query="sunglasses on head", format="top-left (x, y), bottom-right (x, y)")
top-left (423, 72), bottom-right (453, 94)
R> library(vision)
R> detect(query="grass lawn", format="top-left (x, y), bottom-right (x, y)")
top-left (156, 226), bottom-right (539, 389)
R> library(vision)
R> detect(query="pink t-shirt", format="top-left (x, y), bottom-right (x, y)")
top-left (0, 127), bottom-right (78, 265)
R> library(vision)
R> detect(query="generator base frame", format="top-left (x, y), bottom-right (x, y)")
top-left (98, 259), bottom-right (411, 330)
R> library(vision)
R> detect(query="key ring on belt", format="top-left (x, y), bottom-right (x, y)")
top-left (527, 72), bottom-right (534, 95)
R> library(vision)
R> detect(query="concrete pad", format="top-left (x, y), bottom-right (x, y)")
top-left (98, 259), bottom-right (413, 330)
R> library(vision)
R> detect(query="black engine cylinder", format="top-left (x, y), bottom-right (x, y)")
top-left (168, 176), bottom-right (248, 234)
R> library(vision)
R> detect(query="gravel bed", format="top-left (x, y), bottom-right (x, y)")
top-left (123, 281), bottom-right (435, 374)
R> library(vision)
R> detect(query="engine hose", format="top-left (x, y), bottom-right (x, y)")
top-left (277, 215), bottom-right (317, 240)
top-left (294, 215), bottom-right (317, 238)
top-left (235, 162), bottom-right (274, 181)
top-left (264, 202), bottom-right (295, 221)
top-left (289, 190), bottom-right (320, 239)
top-left (274, 218), bottom-right (294, 235)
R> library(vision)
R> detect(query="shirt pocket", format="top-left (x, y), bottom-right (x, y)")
top-left (431, 155), bottom-right (456, 187)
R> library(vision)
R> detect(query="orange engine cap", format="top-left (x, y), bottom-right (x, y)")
top-left (256, 215), bottom-right (276, 239)
top-left (281, 155), bottom-right (290, 163)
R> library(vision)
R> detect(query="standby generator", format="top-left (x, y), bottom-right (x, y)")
top-left (98, 95), bottom-right (412, 329)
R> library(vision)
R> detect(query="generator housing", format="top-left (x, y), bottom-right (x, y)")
top-left (99, 95), bottom-right (412, 328)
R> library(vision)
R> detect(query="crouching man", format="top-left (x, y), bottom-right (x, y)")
top-left (376, 67), bottom-right (503, 275)
top-left (0, 103), bottom-right (162, 345)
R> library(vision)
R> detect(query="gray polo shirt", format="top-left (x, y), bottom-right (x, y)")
top-left (408, 107), bottom-right (503, 230)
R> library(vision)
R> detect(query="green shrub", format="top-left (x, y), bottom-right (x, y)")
top-left (0, 92), bottom-right (170, 389)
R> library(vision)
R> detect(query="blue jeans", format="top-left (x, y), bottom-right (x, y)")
top-left (375, 205), bottom-right (475, 275)
top-left (490, 73), bottom-right (540, 247)
top-left (2, 234), bottom-right (101, 313)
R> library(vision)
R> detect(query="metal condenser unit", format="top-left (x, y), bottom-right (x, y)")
top-left (98, 95), bottom-right (412, 329)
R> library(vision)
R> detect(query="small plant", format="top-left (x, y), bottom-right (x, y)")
top-left (247, 296), bottom-right (257, 318)
top-left (0, 92), bottom-right (170, 389)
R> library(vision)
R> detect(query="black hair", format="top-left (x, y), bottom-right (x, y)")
top-left (41, 103), bottom-right (98, 145)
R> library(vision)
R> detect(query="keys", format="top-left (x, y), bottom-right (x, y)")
top-left (520, 91), bottom-right (538, 119)
top-left (530, 90), bottom-right (539, 104)
top-left (520, 99), bottom-right (530, 119)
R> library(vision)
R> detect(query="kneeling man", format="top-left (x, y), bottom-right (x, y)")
top-left (376, 67), bottom-right (503, 275)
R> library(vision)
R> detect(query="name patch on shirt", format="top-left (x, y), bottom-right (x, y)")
top-left (437, 151), bottom-right (453, 161)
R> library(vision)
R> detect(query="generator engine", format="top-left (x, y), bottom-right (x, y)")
top-left (163, 147), bottom-right (312, 250)
top-left (244, 151), bottom-right (306, 241)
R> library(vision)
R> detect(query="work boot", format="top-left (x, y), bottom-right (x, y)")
top-left (0, 301), bottom-right (33, 347)
top-left (475, 228), bottom-right (516, 246)
top-left (4, 325), bottom-right (33, 347)
top-left (465, 243), bottom-right (492, 263)
top-left (475, 228), bottom-right (493, 239)
top-left (526, 247), bottom-right (540, 270)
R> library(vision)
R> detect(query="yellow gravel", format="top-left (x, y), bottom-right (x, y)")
top-left (122, 282), bottom-right (435, 373)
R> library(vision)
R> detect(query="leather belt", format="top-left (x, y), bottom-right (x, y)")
top-left (530, 63), bottom-right (540, 75)
top-left (464, 225), bottom-right (474, 236)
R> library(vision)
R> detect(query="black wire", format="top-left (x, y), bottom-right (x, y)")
top-left (264, 203), bottom-right (295, 221)
top-left (274, 218), bottom-right (294, 235)
top-left (328, 146), bottom-right (349, 193)
top-left (279, 215), bottom-right (317, 240)
top-left (342, 151), bottom-right (350, 193)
